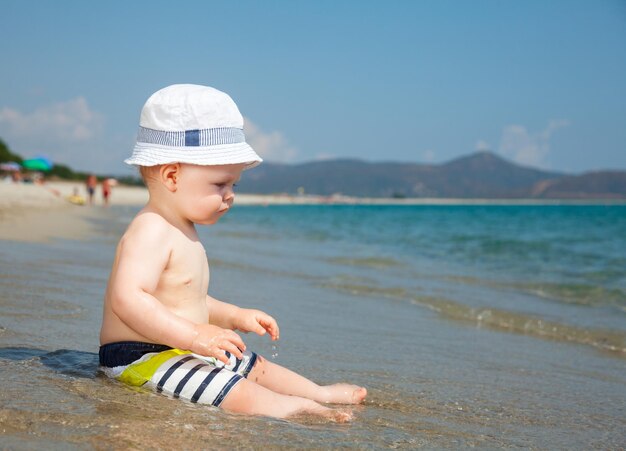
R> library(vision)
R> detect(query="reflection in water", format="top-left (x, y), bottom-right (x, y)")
top-left (0, 347), bottom-right (99, 378)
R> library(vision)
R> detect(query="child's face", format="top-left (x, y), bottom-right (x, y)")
top-left (176, 163), bottom-right (246, 225)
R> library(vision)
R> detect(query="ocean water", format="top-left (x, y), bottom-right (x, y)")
top-left (1, 204), bottom-right (625, 448)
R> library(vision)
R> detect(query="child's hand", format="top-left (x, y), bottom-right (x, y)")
top-left (235, 309), bottom-right (280, 341)
top-left (190, 324), bottom-right (246, 364)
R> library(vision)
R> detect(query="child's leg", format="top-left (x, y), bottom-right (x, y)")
top-left (247, 355), bottom-right (367, 405)
top-left (220, 377), bottom-right (352, 422)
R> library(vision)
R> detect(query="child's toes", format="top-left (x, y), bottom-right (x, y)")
top-left (323, 383), bottom-right (367, 404)
top-left (352, 386), bottom-right (367, 404)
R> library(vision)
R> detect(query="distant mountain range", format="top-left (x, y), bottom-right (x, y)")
top-left (238, 151), bottom-right (626, 199)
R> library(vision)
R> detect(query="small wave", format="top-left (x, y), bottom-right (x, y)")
top-left (411, 296), bottom-right (626, 355)
top-left (442, 276), bottom-right (626, 310)
top-left (326, 256), bottom-right (403, 269)
top-left (514, 282), bottom-right (626, 308)
top-left (584, 266), bottom-right (626, 283)
top-left (209, 257), bottom-right (318, 281)
top-left (320, 281), bottom-right (626, 356)
top-left (328, 274), bottom-right (377, 284)
top-left (480, 238), bottom-right (553, 256)
top-left (320, 282), bottom-right (408, 299)
top-left (447, 235), bottom-right (554, 259)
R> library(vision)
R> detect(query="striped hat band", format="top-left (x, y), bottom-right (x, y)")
top-left (137, 126), bottom-right (245, 148)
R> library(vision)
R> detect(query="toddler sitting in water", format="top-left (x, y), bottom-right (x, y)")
top-left (99, 84), bottom-right (366, 421)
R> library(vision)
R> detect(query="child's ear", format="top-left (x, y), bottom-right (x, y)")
top-left (160, 163), bottom-right (181, 192)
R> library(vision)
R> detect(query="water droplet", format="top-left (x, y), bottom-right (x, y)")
top-left (271, 344), bottom-right (279, 359)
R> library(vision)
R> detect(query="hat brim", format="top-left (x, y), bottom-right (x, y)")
top-left (124, 142), bottom-right (262, 170)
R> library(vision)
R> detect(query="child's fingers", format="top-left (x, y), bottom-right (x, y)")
top-left (225, 330), bottom-right (246, 352)
top-left (270, 318), bottom-right (280, 339)
top-left (252, 321), bottom-right (266, 336)
top-left (260, 316), bottom-right (280, 340)
top-left (272, 323), bottom-right (280, 340)
top-left (221, 341), bottom-right (244, 360)
top-left (215, 351), bottom-right (231, 365)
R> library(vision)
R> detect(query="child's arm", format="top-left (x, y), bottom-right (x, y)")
top-left (207, 294), bottom-right (280, 340)
top-left (109, 216), bottom-right (245, 363)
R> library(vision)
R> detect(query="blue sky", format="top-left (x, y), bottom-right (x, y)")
top-left (1, 0), bottom-right (625, 175)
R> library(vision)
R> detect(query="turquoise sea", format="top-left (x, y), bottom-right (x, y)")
top-left (1, 204), bottom-right (625, 448)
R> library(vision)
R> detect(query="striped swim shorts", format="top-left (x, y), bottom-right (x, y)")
top-left (99, 341), bottom-right (257, 406)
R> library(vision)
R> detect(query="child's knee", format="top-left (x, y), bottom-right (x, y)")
top-left (220, 378), bottom-right (255, 413)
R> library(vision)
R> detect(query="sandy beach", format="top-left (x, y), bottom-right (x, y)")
top-left (0, 181), bottom-right (149, 242)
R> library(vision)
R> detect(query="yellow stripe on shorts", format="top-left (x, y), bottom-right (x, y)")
top-left (118, 349), bottom-right (191, 386)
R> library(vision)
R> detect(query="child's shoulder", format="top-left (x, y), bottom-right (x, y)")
top-left (121, 210), bottom-right (176, 248)
top-left (113, 211), bottom-right (178, 271)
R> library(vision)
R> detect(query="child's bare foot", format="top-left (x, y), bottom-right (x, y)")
top-left (320, 384), bottom-right (367, 404)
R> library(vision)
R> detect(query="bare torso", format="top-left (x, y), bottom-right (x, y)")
top-left (99, 213), bottom-right (210, 345)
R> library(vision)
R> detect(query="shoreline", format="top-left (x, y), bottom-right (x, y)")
top-left (236, 195), bottom-right (626, 206)
top-left (36, 181), bottom-right (626, 207)
top-left (1, 180), bottom-right (624, 243)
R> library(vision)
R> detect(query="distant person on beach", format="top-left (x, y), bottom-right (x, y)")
top-left (98, 85), bottom-right (366, 422)
top-left (86, 174), bottom-right (97, 205)
top-left (102, 178), bottom-right (111, 206)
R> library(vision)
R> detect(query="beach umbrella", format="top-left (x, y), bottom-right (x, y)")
top-left (22, 157), bottom-right (53, 172)
top-left (0, 161), bottom-right (21, 171)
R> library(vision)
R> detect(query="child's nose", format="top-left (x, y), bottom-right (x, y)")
top-left (224, 189), bottom-right (235, 203)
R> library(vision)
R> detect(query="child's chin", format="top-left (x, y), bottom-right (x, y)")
top-left (196, 217), bottom-right (220, 225)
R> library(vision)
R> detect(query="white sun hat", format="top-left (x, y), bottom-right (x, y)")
top-left (125, 84), bottom-right (262, 169)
